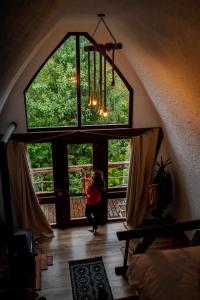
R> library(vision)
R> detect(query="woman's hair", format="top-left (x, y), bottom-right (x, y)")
top-left (88, 170), bottom-right (106, 192)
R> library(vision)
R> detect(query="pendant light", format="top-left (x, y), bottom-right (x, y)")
top-left (85, 14), bottom-right (122, 117)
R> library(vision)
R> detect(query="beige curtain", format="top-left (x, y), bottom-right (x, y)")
top-left (7, 141), bottom-right (54, 240)
top-left (126, 128), bottom-right (159, 228)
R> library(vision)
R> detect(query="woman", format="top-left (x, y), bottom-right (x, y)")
top-left (85, 170), bottom-right (105, 234)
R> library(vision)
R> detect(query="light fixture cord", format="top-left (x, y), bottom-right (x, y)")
top-left (88, 50), bottom-right (91, 102)
top-left (111, 47), bottom-right (115, 87)
top-left (101, 17), bottom-right (116, 43)
top-left (99, 48), bottom-right (102, 109)
top-left (92, 16), bottom-right (116, 44)
top-left (93, 48), bottom-right (96, 99)
top-left (103, 47), bottom-right (107, 110)
top-left (92, 18), bottom-right (102, 38)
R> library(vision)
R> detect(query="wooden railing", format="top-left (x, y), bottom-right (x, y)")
top-left (115, 219), bottom-right (200, 277)
top-left (31, 161), bottom-right (129, 174)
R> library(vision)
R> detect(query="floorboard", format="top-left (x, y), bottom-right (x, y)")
top-left (36, 222), bottom-right (135, 300)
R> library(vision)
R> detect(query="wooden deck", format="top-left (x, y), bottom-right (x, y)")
top-left (41, 197), bottom-right (126, 224)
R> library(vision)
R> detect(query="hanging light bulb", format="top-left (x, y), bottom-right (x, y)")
top-left (103, 107), bottom-right (108, 117)
top-left (91, 96), bottom-right (97, 106)
top-left (91, 48), bottom-right (98, 106)
top-left (103, 47), bottom-right (108, 116)
top-left (98, 45), bottom-right (103, 114)
top-left (68, 75), bottom-right (77, 82)
top-left (88, 99), bottom-right (92, 106)
top-left (99, 108), bottom-right (103, 115)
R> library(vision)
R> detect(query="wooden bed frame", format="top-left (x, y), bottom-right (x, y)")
top-left (115, 219), bottom-right (200, 277)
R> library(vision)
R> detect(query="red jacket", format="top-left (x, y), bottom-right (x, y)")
top-left (86, 187), bottom-right (101, 205)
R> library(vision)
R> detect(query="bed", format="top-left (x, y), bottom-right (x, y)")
top-left (126, 245), bottom-right (200, 300)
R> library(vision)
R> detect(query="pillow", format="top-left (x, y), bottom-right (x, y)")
top-left (126, 246), bottom-right (200, 300)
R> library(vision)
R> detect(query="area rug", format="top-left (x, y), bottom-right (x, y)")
top-left (69, 256), bottom-right (113, 300)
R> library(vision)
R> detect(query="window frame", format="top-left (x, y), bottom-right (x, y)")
top-left (24, 32), bottom-right (134, 131)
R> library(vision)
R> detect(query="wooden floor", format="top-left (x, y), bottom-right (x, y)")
top-left (36, 222), bottom-right (134, 300)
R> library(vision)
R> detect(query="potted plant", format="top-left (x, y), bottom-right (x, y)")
top-left (151, 157), bottom-right (173, 218)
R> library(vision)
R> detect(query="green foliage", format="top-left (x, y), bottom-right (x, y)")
top-left (32, 173), bottom-right (54, 192)
top-left (68, 172), bottom-right (83, 195)
top-left (25, 33), bottom-right (131, 193)
top-left (27, 143), bottom-right (53, 192)
top-left (108, 139), bottom-right (130, 188)
top-left (26, 36), bottom-right (78, 127)
top-left (27, 143), bottom-right (52, 168)
top-left (25, 34), bottom-right (129, 128)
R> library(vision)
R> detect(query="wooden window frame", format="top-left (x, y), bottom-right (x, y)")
top-left (24, 32), bottom-right (134, 131)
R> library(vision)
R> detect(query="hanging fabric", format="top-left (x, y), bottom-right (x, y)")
top-left (7, 141), bottom-right (54, 241)
top-left (126, 128), bottom-right (159, 228)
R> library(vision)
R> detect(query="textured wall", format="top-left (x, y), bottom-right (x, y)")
top-left (113, 0), bottom-right (200, 220)
top-left (0, 0), bottom-right (200, 221)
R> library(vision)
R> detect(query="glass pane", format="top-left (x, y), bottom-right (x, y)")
top-left (80, 36), bottom-right (130, 125)
top-left (67, 144), bottom-right (93, 220)
top-left (105, 63), bottom-right (129, 124)
top-left (27, 143), bottom-right (53, 192)
top-left (108, 139), bottom-right (130, 188)
top-left (25, 35), bottom-right (78, 128)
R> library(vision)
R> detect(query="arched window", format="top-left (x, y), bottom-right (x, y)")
top-left (24, 33), bottom-right (133, 130)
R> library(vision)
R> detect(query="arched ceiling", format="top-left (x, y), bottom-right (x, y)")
top-left (1, 0), bottom-right (200, 221)
top-left (1, 0), bottom-right (199, 107)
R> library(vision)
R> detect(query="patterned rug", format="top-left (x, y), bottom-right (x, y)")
top-left (69, 256), bottom-right (113, 300)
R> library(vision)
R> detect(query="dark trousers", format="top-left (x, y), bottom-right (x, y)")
top-left (85, 203), bottom-right (101, 230)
